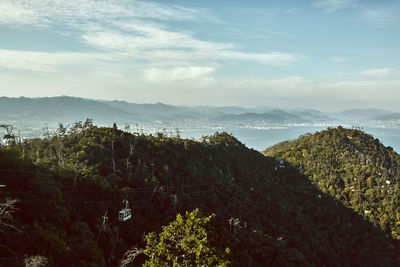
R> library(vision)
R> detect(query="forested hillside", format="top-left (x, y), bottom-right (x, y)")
top-left (265, 126), bottom-right (400, 239)
top-left (1, 123), bottom-right (400, 266)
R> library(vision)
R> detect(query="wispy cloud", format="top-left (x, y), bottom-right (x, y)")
top-left (0, 2), bottom-right (47, 26)
top-left (313, 0), bottom-right (358, 13)
top-left (216, 51), bottom-right (299, 66)
top-left (0, 0), bottom-right (301, 74)
top-left (313, 0), bottom-right (400, 27)
top-left (144, 66), bottom-right (215, 83)
top-left (0, 0), bottom-right (199, 26)
top-left (81, 25), bottom-right (234, 52)
top-left (330, 57), bottom-right (347, 63)
top-left (359, 68), bottom-right (396, 78)
top-left (0, 49), bottom-right (114, 72)
top-left (360, 6), bottom-right (399, 27)
top-left (0, 49), bottom-right (120, 72)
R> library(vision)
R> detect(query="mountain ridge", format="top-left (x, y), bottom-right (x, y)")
top-left (1, 125), bottom-right (400, 265)
top-left (0, 95), bottom-right (369, 125)
top-left (264, 126), bottom-right (400, 239)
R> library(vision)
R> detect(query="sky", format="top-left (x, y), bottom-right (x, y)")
top-left (0, 0), bottom-right (399, 111)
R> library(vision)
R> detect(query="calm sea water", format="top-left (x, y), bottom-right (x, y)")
top-left (178, 126), bottom-right (400, 153)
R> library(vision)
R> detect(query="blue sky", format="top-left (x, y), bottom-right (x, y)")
top-left (0, 0), bottom-right (399, 111)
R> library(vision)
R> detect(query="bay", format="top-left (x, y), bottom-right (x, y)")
top-left (178, 125), bottom-right (400, 152)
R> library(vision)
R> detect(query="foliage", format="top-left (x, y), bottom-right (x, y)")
top-left (265, 126), bottom-right (400, 239)
top-left (1, 123), bottom-right (400, 266)
top-left (143, 209), bottom-right (230, 266)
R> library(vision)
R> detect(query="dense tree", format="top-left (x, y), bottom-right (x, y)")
top-left (1, 124), bottom-right (400, 266)
top-left (265, 126), bottom-right (400, 239)
top-left (143, 209), bottom-right (231, 266)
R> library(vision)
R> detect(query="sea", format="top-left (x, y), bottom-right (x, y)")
top-left (176, 125), bottom-right (400, 153)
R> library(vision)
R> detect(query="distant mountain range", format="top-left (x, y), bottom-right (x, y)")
top-left (0, 96), bottom-right (399, 132)
top-left (0, 96), bottom-right (132, 123)
top-left (217, 109), bottom-right (333, 123)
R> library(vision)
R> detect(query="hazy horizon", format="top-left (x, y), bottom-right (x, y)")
top-left (1, 94), bottom-right (400, 113)
top-left (1, 0), bottom-right (399, 110)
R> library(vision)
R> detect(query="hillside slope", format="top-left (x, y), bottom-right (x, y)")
top-left (1, 125), bottom-right (400, 266)
top-left (264, 126), bottom-right (400, 239)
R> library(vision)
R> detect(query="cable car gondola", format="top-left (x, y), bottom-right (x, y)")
top-left (119, 199), bottom-right (131, 222)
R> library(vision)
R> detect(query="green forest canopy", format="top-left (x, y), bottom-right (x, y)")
top-left (1, 123), bottom-right (400, 266)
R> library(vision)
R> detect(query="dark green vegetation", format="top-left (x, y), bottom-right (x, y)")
top-left (143, 209), bottom-right (230, 266)
top-left (1, 123), bottom-right (400, 266)
top-left (265, 126), bottom-right (400, 240)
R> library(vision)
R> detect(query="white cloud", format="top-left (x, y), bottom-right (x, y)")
top-left (0, 49), bottom-right (117, 72)
top-left (0, 2), bottom-right (46, 26)
top-left (217, 51), bottom-right (299, 66)
top-left (81, 26), bottom-right (234, 52)
top-left (144, 66), bottom-right (215, 83)
top-left (80, 26), bottom-right (299, 65)
top-left (359, 68), bottom-right (396, 78)
top-left (0, 0), bottom-right (301, 69)
top-left (360, 7), bottom-right (398, 27)
top-left (330, 57), bottom-right (347, 63)
top-left (313, 1), bottom-right (399, 27)
top-left (0, 0), bottom-right (199, 26)
top-left (0, 46), bottom-right (299, 76)
top-left (313, 0), bottom-right (358, 13)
